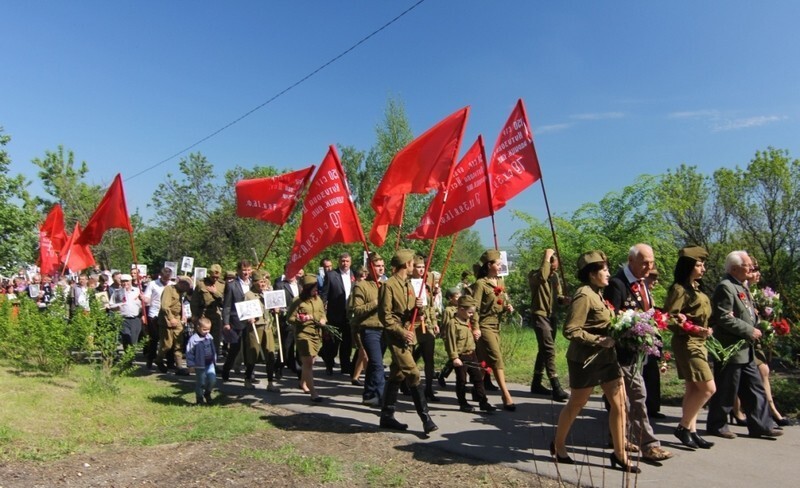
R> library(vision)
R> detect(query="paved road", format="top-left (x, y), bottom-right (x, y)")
top-left (177, 365), bottom-right (799, 488)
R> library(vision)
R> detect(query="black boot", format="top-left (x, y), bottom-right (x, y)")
top-left (438, 361), bottom-right (453, 388)
top-left (379, 382), bottom-right (408, 431)
top-left (484, 374), bottom-right (499, 391)
top-left (530, 373), bottom-right (552, 395)
top-left (550, 377), bottom-right (569, 402)
top-left (410, 384), bottom-right (438, 434)
top-left (455, 384), bottom-right (474, 412)
top-left (425, 378), bottom-right (439, 402)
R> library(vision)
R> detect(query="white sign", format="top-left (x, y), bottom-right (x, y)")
top-left (164, 261), bottom-right (178, 277)
top-left (28, 284), bottom-right (40, 298)
top-left (235, 299), bottom-right (263, 321)
top-left (180, 256), bottom-right (194, 273)
top-left (498, 251), bottom-right (510, 277)
top-left (410, 278), bottom-right (428, 306)
top-left (263, 290), bottom-right (287, 310)
top-left (193, 267), bottom-right (207, 284)
top-left (134, 264), bottom-right (148, 278)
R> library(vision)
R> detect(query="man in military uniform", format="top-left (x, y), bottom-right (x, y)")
top-left (241, 270), bottom-right (280, 392)
top-left (190, 263), bottom-right (225, 354)
top-left (378, 249), bottom-right (438, 434)
top-left (350, 252), bottom-right (386, 407)
top-left (156, 276), bottom-right (193, 375)
top-left (528, 248), bottom-right (569, 402)
top-left (706, 250), bottom-right (782, 439)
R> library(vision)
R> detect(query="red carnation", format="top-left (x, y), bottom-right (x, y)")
top-left (653, 310), bottom-right (670, 330)
top-left (773, 318), bottom-right (791, 336)
top-left (681, 320), bottom-right (703, 335)
top-left (663, 351), bottom-right (672, 361)
top-left (493, 286), bottom-right (504, 295)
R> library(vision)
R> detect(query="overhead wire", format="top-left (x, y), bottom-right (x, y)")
top-left (126, 0), bottom-right (427, 182)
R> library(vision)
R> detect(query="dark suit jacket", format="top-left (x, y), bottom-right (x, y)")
top-left (274, 277), bottom-right (299, 310)
top-left (222, 278), bottom-right (249, 330)
top-left (321, 268), bottom-right (353, 325)
top-left (710, 275), bottom-right (757, 364)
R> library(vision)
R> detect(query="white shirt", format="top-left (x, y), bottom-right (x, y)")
top-left (144, 278), bottom-right (167, 318)
top-left (110, 287), bottom-right (142, 317)
top-left (341, 269), bottom-right (352, 299)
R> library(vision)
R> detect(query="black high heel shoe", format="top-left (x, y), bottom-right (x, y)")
top-left (729, 412), bottom-right (747, 426)
top-left (674, 424), bottom-right (698, 448)
top-left (690, 432), bottom-right (714, 449)
top-left (549, 441), bottom-right (574, 464)
top-left (773, 416), bottom-right (790, 427)
top-left (609, 452), bottom-right (641, 473)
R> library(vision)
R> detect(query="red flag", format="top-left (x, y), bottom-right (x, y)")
top-left (285, 146), bottom-right (364, 278)
top-left (76, 173), bottom-right (133, 245)
top-left (488, 99), bottom-right (541, 210)
top-left (61, 223), bottom-right (96, 272)
top-left (38, 204), bottom-right (68, 275)
top-left (368, 194), bottom-right (405, 247)
top-left (408, 136), bottom-right (491, 239)
top-left (371, 106), bottom-right (470, 217)
top-left (235, 166), bottom-right (315, 224)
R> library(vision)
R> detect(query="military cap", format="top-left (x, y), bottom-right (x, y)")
top-left (210, 264), bottom-right (223, 273)
top-left (251, 270), bottom-right (268, 281)
top-left (177, 276), bottom-right (194, 288)
top-left (480, 249), bottom-right (502, 264)
top-left (390, 249), bottom-right (415, 268)
top-left (458, 295), bottom-right (477, 308)
top-left (648, 268), bottom-right (660, 278)
top-left (301, 274), bottom-right (318, 288)
top-left (368, 252), bottom-right (383, 263)
top-left (679, 245), bottom-right (709, 262)
top-left (576, 251), bottom-right (607, 273)
top-left (445, 287), bottom-right (461, 300)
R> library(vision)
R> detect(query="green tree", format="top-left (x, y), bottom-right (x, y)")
top-left (0, 128), bottom-right (39, 272)
top-left (31, 145), bottom-right (100, 228)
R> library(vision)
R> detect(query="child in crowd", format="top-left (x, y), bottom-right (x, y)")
top-left (186, 317), bottom-right (217, 405)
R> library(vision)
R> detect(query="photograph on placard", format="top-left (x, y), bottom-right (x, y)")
top-left (235, 299), bottom-right (263, 321)
top-left (498, 251), bottom-right (510, 277)
top-left (164, 261), bottom-right (178, 278)
top-left (180, 256), bottom-right (194, 273)
top-left (263, 290), bottom-right (287, 310)
top-left (193, 267), bottom-right (207, 284)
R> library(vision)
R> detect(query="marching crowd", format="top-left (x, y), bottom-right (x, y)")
top-left (1, 243), bottom-right (792, 474)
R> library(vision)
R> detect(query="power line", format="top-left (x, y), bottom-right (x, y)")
top-left (127, 0), bottom-right (427, 182)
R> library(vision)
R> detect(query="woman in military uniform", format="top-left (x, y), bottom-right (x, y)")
top-left (471, 249), bottom-right (516, 411)
top-left (552, 251), bottom-right (638, 473)
top-left (663, 245), bottom-right (717, 449)
top-left (287, 274), bottom-right (327, 403)
top-left (242, 270), bottom-right (280, 393)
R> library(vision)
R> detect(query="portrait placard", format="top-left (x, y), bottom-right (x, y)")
top-left (263, 290), bottom-right (287, 310)
top-left (498, 251), bottom-right (510, 277)
top-left (235, 299), bottom-right (263, 321)
top-left (164, 261), bottom-right (178, 277)
top-left (193, 267), bottom-right (207, 284)
top-left (180, 256), bottom-right (194, 273)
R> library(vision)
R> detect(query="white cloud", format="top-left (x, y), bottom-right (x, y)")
top-left (712, 115), bottom-right (787, 132)
top-left (570, 112), bottom-right (625, 120)
top-left (535, 123), bottom-right (571, 134)
top-left (668, 109), bottom-right (721, 119)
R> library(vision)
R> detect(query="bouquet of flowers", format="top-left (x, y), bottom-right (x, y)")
top-left (751, 286), bottom-right (783, 320)
top-left (584, 309), bottom-right (667, 374)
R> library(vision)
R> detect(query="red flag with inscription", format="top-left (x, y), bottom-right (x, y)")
top-left (368, 194), bottom-right (404, 247)
top-left (408, 136), bottom-right (491, 239)
top-left (371, 106), bottom-right (469, 217)
top-left (488, 99), bottom-right (541, 210)
top-left (235, 166), bottom-right (315, 224)
top-left (38, 204), bottom-right (68, 275)
top-left (76, 173), bottom-right (133, 245)
top-left (61, 223), bottom-right (96, 272)
top-left (285, 146), bottom-right (364, 278)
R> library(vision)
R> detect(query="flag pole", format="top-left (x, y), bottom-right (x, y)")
top-left (256, 223), bottom-right (286, 270)
top-left (479, 136), bottom-right (500, 250)
top-left (437, 232), bottom-right (459, 287)
top-left (128, 231), bottom-right (138, 266)
top-left (538, 169), bottom-right (568, 293)
top-left (409, 142), bottom-right (465, 330)
top-left (393, 194), bottom-right (407, 252)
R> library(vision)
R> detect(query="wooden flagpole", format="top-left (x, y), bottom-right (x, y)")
top-left (256, 222), bottom-right (286, 270)
top-left (478, 135), bottom-right (500, 250)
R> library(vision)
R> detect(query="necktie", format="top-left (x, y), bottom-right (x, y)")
top-left (640, 280), bottom-right (651, 311)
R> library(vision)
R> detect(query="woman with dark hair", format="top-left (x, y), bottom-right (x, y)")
top-left (287, 274), bottom-right (328, 403)
top-left (471, 249), bottom-right (516, 410)
top-left (552, 251), bottom-right (638, 473)
top-left (663, 246), bottom-right (716, 449)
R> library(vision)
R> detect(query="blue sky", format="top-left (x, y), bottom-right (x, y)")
top-left (3, 1), bottom-right (799, 247)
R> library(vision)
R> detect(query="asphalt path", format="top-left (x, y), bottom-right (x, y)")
top-left (163, 362), bottom-right (799, 488)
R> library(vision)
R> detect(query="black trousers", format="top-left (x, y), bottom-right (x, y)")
top-left (707, 357), bottom-right (773, 435)
top-left (320, 321), bottom-right (353, 374)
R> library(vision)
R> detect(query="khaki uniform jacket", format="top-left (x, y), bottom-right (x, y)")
top-left (528, 254), bottom-right (562, 318)
top-left (444, 315), bottom-right (476, 361)
top-left (158, 284), bottom-right (185, 329)
top-left (471, 277), bottom-right (507, 331)
top-left (287, 295), bottom-right (326, 343)
top-left (563, 285), bottom-right (615, 365)
top-left (349, 279), bottom-right (381, 330)
top-left (664, 282), bottom-right (711, 341)
top-left (379, 274), bottom-right (416, 346)
top-left (190, 278), bottom-right (224, 322)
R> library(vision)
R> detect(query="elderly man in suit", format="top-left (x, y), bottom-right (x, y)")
top-left (605, 243), bottom-right (672, 462)
top-left (320, 252), bottom-right (355, 375)
top-left (221, 260), bottom-right (253, 382)
top-left (706, 250), bottom-right (782, 439)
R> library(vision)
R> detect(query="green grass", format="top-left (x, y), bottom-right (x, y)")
top-left (240, 445), bottom-right (344, 483)
top-left (0, 363), bottom-right (271, 461)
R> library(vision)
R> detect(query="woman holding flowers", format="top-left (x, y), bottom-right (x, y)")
top-left (663, 245), bottom-right (717, 449)
top-left (552, 251), bottom-right (639, 473)
top-left (471, 249), bottom-right (516, 411)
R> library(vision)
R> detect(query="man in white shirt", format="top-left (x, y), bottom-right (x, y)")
top-left (142, 267), bottom-right (173, 369)
top-left (109, 274), bottom-right (144, 352)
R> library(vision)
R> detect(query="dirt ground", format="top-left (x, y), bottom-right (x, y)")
top-left (0, 401), bottom-right (567, 488)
